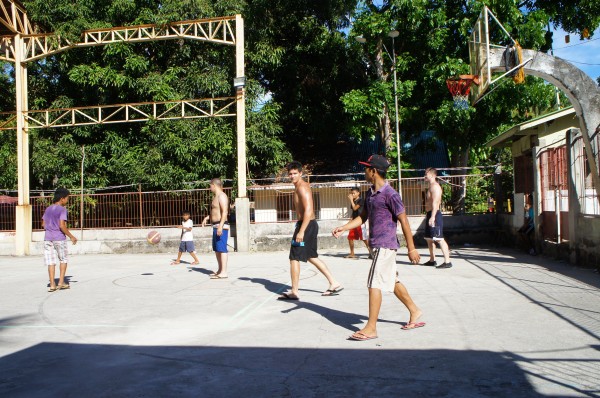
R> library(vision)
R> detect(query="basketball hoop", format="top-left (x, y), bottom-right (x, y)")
top-left (446, 75), bottom-right (480, 109)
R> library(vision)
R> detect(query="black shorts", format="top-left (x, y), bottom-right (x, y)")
top-left (289, 220), bottom-right (319, 262)
top-left (425, 211), bottom-right (444, 240)
top-left (519, 224), bottom-right (534, 235)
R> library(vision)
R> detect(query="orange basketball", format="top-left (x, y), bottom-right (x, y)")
top-left (147, 230), bottom-right (161, 245)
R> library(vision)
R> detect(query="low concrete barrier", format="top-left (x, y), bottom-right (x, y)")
top-left (1, 214), bottom-right (502, 255)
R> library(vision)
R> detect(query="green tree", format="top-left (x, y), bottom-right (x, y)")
top-left (244, 0), bottom-right (362, 150)
top-left (343, 0), bottom-right (593, 213)
top-left (1, 0), bottom-right (290, 191)
top-left (3, 0), bottom-right (597, 195)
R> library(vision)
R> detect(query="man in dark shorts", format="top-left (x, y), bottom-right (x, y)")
top-left (518, 195), bottom-right (536, 255)
top-left (424, 167), bottom-right (452, 268)
top-left (278, 161), bottom-right (343, 300)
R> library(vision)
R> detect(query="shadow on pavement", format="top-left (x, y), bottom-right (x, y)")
top-left (238, 276), bottom-right (322, 295)
top-left (279, 300), bottom-right (403, 331)
top-left (188, 266), bottom-right (214, 276)
top-left (455, 248), bottom-right (600, 341)
top-left (0, 341), bottom-right (547, 397)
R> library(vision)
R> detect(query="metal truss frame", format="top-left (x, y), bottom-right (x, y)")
top-left (1, 0), bottom-right (248, 255)
top-left (0, 97), bottom-right (236, 130)
top-left (0, 0), bottom-right (32, 34)
top-left (1, 16), bottom-right (236, 62)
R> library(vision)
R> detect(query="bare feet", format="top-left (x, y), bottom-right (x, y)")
top-left (170, 261), bottom-right (180, 265)
top-left (344, 254), bottom-right (357, 259)
top-left (191, 261), bottom-right (200, 265)
top-left (401, 308), bottom-right (425, 330)
top-left (409, 308), bottom-right (423, 324)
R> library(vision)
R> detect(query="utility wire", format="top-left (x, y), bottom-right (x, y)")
top-left (553, 36), bottom-right (599, 50)
top-left (560, 58), bottom-right (600, 66)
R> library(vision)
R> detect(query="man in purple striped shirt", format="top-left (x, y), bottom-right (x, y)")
top-left (333, 155), bottom-right (424, 340)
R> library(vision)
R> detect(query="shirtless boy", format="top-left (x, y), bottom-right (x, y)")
top-left (202, 178), bottom-right (230, 279)
top-left (423, 167), bottom-right (452, 269)
top-left (278, 161), bottom-right (343, 300)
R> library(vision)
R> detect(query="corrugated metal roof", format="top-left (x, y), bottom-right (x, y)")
top-left (486, 106), bottom-right (576, 148)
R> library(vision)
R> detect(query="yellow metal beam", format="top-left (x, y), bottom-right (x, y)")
top-left (0, 17), bottom-right (236, 62)
top-left (0, 97), bottom-right (236, 130)
top-left (0, 0), bottom-right (33, 34)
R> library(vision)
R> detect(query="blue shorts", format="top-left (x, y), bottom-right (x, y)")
top-left (212, 227), bottom-right (229, 253)
top-left (179, 241), bottom-right (196, 253)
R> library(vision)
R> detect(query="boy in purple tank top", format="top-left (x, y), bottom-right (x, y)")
top-left (42, 188), bottom-right (78, 292)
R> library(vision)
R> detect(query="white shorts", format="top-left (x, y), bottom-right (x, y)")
top-left (367, 248), bottom-right (398, 292)
top-left (361, 224), bottom-right (368, 239)
top-left (44, 241), bottom-right (68, 266)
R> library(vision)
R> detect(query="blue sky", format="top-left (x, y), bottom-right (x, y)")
top-left (550, 27), bottom-right (600, 82)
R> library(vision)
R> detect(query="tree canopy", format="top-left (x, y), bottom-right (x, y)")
top-left (0, 0), bottom-right (597, 192)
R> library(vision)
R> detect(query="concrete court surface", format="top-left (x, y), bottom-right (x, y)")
top-left (1, 246), bottom-right (599, 398)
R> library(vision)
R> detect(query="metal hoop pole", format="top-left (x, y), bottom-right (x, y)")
top-left (391, 36), bottom-right (402, 198)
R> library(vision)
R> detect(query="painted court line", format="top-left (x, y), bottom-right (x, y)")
top-left (224, 285), bottom-right (288, 330)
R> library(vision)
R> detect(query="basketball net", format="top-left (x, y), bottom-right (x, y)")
top-left (446, 75), bottom-right (479, 109)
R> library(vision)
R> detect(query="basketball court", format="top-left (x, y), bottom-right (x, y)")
top-left (1, 247), bottom-right (599, 397)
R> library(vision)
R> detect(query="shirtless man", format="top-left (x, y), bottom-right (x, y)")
top-left (202, 178), bottom-right (230, 279)
top-left (278, 161), bottom-right (343, 300)
top-left (423, 168), bottom-right (452, 269)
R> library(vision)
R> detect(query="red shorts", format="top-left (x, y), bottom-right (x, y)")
top-left (348, 226), bottom-right (363, 240)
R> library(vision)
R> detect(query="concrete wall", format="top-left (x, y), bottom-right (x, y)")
top-left (1, 214), bottom-right (502, 256)
top-left (570, 215), bottom-right (600, 267)
top-left (0, 226), bottom-right (222, 256)
top-left (250, 183), bottom-right (427, 223)
top-left (498, 206), bottom-right (600, 269)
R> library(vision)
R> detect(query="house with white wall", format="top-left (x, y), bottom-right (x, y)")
top-left (487, 106), bottom-right (600, 266)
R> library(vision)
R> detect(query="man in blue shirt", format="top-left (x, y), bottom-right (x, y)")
top-left (333, 155), bottom-right (424, 340)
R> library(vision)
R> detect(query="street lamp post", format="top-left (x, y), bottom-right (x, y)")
top-left (388, 30), bottom-right (402, 198)
top-left (356, 30), bottom-right (403, 198)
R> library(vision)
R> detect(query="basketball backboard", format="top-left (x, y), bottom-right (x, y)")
top-left (468, 7), bottom-right (490, 105)
top-left (468, 6), bottom-right (527, 105)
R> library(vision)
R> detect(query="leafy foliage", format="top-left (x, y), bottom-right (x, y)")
top-left (0, 0), bottom-right (289, 191)
top-left (341, 0), bottom-right (592, 212)
top-left (1, 0), bottom-right (597, 196)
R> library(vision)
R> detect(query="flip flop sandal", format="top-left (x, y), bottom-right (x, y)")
top-left (48, 286), bottom-right (58, 292)
top-left (401, 322), bottom-right (426, 330)
top-left (348, 332), bottom-right (378, 341)
top-left (322, 286), bottom-right (344, 296)
top-left (277, 293), bottom-right (299, 300)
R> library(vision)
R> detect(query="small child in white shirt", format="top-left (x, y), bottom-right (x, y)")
top-left (171, 210), bottom-right (200, 265)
